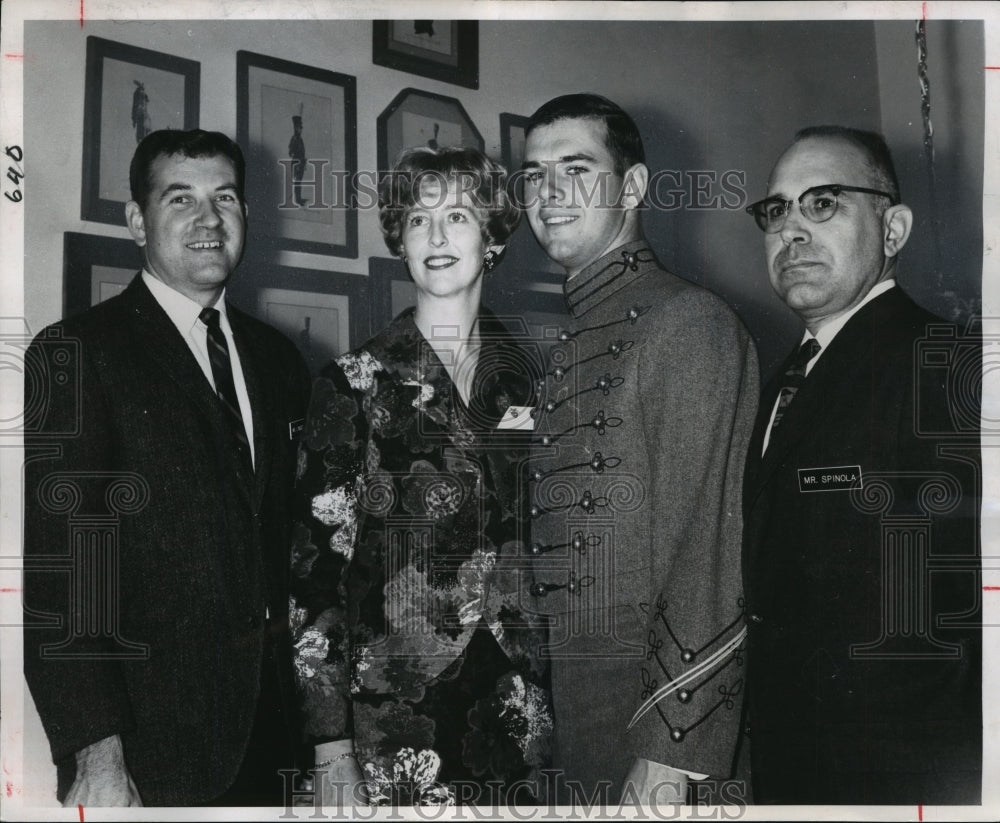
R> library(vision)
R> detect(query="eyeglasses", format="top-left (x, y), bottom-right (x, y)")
top-left (746, 184), bottom-right (898, 233)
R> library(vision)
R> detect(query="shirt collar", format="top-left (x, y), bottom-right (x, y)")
top-left (806, 279), bottom-right (896, 350)
top-left (142, 270), bottom-right (230, 335)
top-left (564, 239), bottom-right (659, 318)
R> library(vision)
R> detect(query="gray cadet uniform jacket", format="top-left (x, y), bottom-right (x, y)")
top-left (527, 240), bottom-right (758, 801)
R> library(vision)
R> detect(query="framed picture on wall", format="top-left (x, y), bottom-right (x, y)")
top-left (499, 113), bottom-right (531, 174)
top-left (521, 301), bottom-right (570, 348)
top-left (377, 87), bottom-right (483, 172)
top-left (486, 280), bottom-right (568, 348)
top-left (368, 256), bottom-right (416, 333)
top-left (63, 232), bottom-right (142, 319)
top-left (248, 266), bottom-right (368, 375)
top-left (236, 51), bottom-right (358, 258)
top-left (373, 21), bottom-right (478, 90)
top-left (81, 36), bottom-right (200, 225)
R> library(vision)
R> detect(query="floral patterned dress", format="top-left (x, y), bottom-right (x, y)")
top-left (290, 308), bottom-right (552, 806)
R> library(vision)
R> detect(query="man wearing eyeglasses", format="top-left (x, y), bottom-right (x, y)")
top-left (741, 126), bottom-right (981, 804)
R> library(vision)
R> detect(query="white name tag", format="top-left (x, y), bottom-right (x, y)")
top-left (497, 405), bottom-right (534, 430)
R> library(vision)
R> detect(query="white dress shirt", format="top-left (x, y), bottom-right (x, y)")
top-left (142, 271), bottom-right (255, 465)
top-left (762, 279), bottom-right (896, 454)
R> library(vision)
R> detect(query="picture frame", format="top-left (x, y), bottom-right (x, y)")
top-left (377, 87), bottom-right (484, 172)
top-left (368, 256), bottom-right (416, 333)
top-left (242, 266), bottom-right (368, 375)
top-left (63, 232), bottom-right (142, 319)
top-left (485, 278), bottom-right (568, 346)
top-left (236, 51), bottom-right (358, 258)
top-left (519, 299), bottom-right (570, 350)
top-left (499, 112), bottom-right (531, 174)
top-left (81, 36), bottom-right (200, 225)
top-left (373, 21), bottom-right (478, 90)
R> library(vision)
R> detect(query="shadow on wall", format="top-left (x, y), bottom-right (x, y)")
top-left (892, 23), bottom-right (983, 324)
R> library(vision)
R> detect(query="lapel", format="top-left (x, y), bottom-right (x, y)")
top-left (744, 346), bottom-right (796, 493)
top-left (469, 309), bottom-right (535, 430)
top-left (745, 288), bottom-right (908, 513)
top-left (123, 275), bottom-right (221, 423)
top-left (372, 309), bottom-right (458, 432)
top-left (122, 276), bottom-right (257, 504)
top-left (228, 303), bottom-right (274, 508)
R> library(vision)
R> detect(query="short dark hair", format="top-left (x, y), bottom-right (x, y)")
top-left (129, 129), bottom-right (246, 210)
top-left (793, 125), bottom-right (900, 212)
top-left (525, 93), bottom-right (645, 176)
top-left (379, 146), bottom-right (521, 259)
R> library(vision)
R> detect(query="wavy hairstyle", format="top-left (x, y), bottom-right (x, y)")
top-left (379, 146), bottom-right (521, 259)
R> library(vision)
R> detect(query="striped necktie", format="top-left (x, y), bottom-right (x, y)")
top-left (770, 337), bottom-right (821, 433)
top-left (199, 307), bottom-right (252, 470)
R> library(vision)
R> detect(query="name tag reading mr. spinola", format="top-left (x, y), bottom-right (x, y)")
top-left (797, 465), bottom-right (863, 493)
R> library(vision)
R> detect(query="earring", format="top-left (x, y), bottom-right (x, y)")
top-left (483, 250), bottom-right (499, 273)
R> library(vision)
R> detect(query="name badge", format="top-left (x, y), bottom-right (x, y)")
top-left (288, 418), bottom-right (305, 440)
top-left (798, 465), bottom-right (863, 493)
top-left (497, 405), bottom-right (534, 430)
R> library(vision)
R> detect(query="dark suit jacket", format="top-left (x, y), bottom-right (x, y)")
top-left (23, 276), bottom-right (311, 805)
top-left (742, 287), bottom-right (981, 804)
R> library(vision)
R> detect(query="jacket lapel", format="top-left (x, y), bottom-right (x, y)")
top-left (229, 305), bottom-right (274, 507)
top-left (123, 275), bottom-right (221, 422)
top-left (744, 348), bottom-right (795, 494)
top-left (745, 290), bottom-right (902, 511)
top-left (124, 276), bottom-right (256, 505)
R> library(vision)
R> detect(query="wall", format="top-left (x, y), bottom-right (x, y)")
top-left (18, 16), bottom-right (984, 802)
top-left (875, 19), bottom-right (985, 320)
top-left (29, 18), bottom-right (979, 378)
top-left (24, 20), bottom-right (984, 376)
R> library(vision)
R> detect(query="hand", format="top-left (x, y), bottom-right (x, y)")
top-left (622, 758), bottom-right (688, 806)
top-left (63, 734), bottom-right (142, 807)
top-left (314, 739), bottom-right (368, 806)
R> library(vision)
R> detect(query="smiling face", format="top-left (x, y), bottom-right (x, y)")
top-left (401, 178), bottom-right (498, 302)
top-left (523, 117), bottom-right (643, 278)
top-left (125, 152), bottom-right (246, 307)
top-left (764, 136), bottom-right (897, 332)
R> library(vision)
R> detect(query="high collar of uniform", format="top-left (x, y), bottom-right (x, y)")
top-left (564, 239), bottom-right (658, 318)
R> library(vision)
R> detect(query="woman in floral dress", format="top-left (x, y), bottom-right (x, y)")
top-left (290, 146), bottom-right (552, 807)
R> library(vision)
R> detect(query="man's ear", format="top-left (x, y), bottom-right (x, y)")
top-left (125, 201), bottom-right (147, 247)
top-left (621, 163), bottom-right (649, 210)
top-left (882, 203), bottom-right (913, 258)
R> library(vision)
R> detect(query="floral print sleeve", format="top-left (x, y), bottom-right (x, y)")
top-left (289, 351), bottom-right (379, 742)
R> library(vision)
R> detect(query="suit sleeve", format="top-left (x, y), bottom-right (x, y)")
top-left (288, 360), bottom-right (367, 743)
top-left (629, 292), bottom-right (759, 777)
top-left (22, 327), bottom-right (136, 763)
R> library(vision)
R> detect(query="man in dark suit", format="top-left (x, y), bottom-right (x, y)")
top-left (742, 126), bottom-right (981, 804)
top-left (23, 129), bottom-right (311, 806)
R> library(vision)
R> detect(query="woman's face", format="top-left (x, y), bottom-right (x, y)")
top-left (401, 178), bottom-right (496, 301)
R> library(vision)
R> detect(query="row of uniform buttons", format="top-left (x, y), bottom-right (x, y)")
top-left (527, 304), bottom-right (649, 601)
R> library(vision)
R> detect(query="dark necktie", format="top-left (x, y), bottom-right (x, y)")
top-left (199, 307), bottom-right (252, 469)
top-left (770, 337), bottom-right (821, 433)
